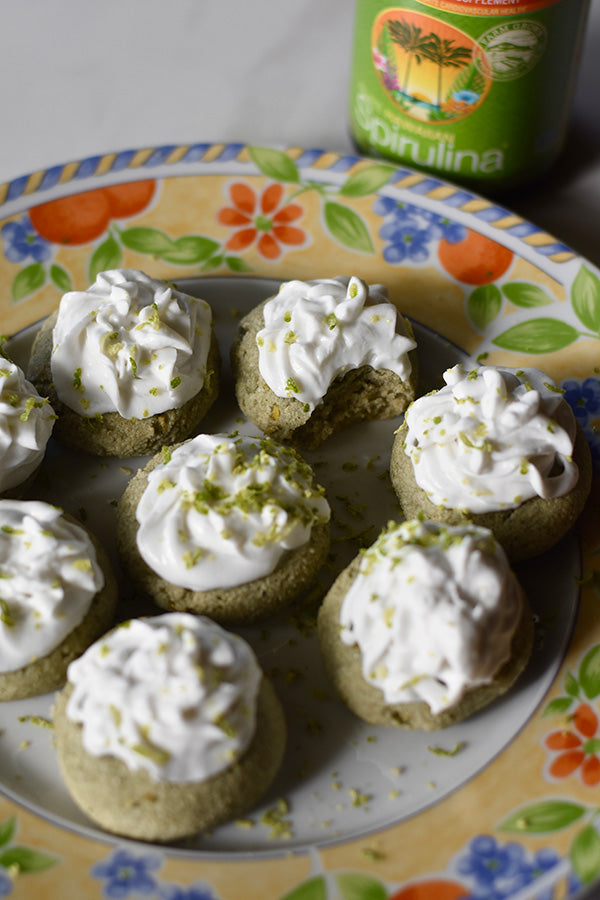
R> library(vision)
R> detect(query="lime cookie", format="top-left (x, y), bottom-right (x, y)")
top-left (117, 432), bottom-right (331, 623)
top-left (231, 275), bottom-right (418, 448)
top-left (0, 355), bottom-right (55, 496)
top-left (27, 268), bottom-right (220, 457)
top-left (53, 612), bottom-right (286, 841)
top-left (0, 500), bottom-right (117, 701)
top-left (390, 364), bottom-right (592, 561)
top-left (317, 519), bottom-right (533, 730)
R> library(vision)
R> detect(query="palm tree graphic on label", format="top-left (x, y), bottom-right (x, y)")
top-left (387, 19), bottom-right (433, 96)
top-left (374, 16), bottom-right (489, 122)
top-left (420, 33), bottom-right (473, 109)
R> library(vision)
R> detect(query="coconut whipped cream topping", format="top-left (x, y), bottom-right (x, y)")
top-left (403, 364), bottom-right (578, 513)
top-left (136, 432), bottom-right (330, 591)
top-left (51, 269), bottom-right (213, 419)
top-left (340, 519), bottom-right (524, 714)
top-left (256, 276), bottom-right (416, 410)
top-left (0, 500), bottom-right (104, 673)
top-left (0, 356), bottom-right (55, 493)
top-left (65, 612), bottom-right (262, 782)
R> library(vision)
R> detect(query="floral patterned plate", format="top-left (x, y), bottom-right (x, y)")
top-left (0, 143), bottom-right (599, 900)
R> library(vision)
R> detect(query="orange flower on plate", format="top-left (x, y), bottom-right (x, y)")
top-left (544, 702), bottom-right (600, 786)
top-left (217, 182), bottom-right (306, 260)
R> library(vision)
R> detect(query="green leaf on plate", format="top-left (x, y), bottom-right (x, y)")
top-left (565, 670), bottom-right (581, 698)
top-left (492, 318), bottom-right (579, 354)
top-left (572, 264), bottom-right (600, 332)
top-left (280, 875), bottom-right (326, 900)
top-left (160, 235), bottom-right (220, 265)
top-left (0, 818), bottom-right (16, 849)
top-left (323, 201), bottom-right (374, 254)
top-left (49, 263), bottom-right (72, 294)
top-left (499, 799), bottom-right (586, 834)
top-left (11, 263), bottom-right (45, 303)
top-left (467, 283), bottom-right (502, 330)
top-left (542, 696), bottom-right (573, 717)
top-left (336, 872), bottom-right (387, 900)
top-left (338, 164), bottom-right (396, 198)
top-left (0, 846), bottom-right (56, 873)
top-left (570, 824), bottom-right (600, 885)
top-left (119, 226), bottom-right (175, 255)
top-left (201, 254), bottom-right (224, 272)
top-left (579, 645), bottom-right (600, 700)
top-left (89, 234), bottom-right (122, 282)
top-left (501, 282), bottom-right (553, 308)
top-left (225, 255), bottom-right (253, 273)
top-left (249, 146), bottom-right (300, 184)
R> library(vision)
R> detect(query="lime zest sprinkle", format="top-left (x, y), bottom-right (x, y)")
top-left (427, 742), bottom-right (465, 757)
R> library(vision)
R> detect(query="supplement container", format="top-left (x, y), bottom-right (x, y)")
top-left (349, 0), bottom-right (590, 191)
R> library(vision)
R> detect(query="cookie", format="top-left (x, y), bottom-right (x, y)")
top-left (53, 613), bottom-right (286, 841)
top-left (117, 432), bottom-right (331, 623)
top-left (317, 519), bottom-right (533, 730)
top-left (0, 354), bottom-right (55, 496)
top-left (390, 364), bottom-right (593, 561)
top-left (231, 276), bottom-right (418, 449)
top-left (0, 500), bottom-right (117, 701)
top-left (27, 269), bottom-right (219, 456)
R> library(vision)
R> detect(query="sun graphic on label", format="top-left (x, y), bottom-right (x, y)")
top-left (371, 10), bottom-right (492, 124)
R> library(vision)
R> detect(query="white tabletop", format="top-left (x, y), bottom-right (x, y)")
top-left (2, 0), bottom-right (600, 266)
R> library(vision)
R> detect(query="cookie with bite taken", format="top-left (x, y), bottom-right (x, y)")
top-left (230, 276), bottom-right (418, 449)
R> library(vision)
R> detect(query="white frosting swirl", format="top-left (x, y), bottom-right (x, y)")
top-left (340, 519), bottom-right (524, 714)
top-left (403, 364), bottom-right (578, 513)
top-left (51, 269), bottom-right (213, 419)
top-left (256, 276), bottom-right (416, 410)
top-left (135, 433), bottom-right (330, 591)
top-left (65, 613), bottom-right (262, 782)
top-left (0, 356), bottom-right (55, 493)
top-left (0, 500), bottom-right (104, 674)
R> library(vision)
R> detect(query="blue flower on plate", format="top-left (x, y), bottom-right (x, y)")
top-left (91, 848), bottom-right (162, 898)
top-left (563, 376), bottom-right (600, 421)
top-left (0, 869), bottom-right (12, 898)
top-left (379, 221), bottom-right (431, 264)
top-left (562, 376), bottom-right (600, 475)
top-left (159, 881), bottom-right (218, 900)
top-left (457, 835), bottom-right (525, 886)
top-left (373, 197), bottom-right (466, 266)
top-left (1, 215), bottom-right (52, 264)
top-left (454, 835), bottom-right (562, 899)
top-left (418, 208), bottom-right (467, 244)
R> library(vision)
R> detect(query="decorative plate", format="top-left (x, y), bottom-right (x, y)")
top-left (0, 143), bottom-right (599, 900)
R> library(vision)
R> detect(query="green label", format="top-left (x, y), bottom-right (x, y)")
top-left (349, 0), bottom-right (590, 190)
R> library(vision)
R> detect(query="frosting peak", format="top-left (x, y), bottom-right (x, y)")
top-left (340, 519), bottom-right (524, 713)
top-left (135, 432), bottom-right (331, 590)
top-left (0, 500), bottom-right (104, 673)
top-left (65, 613), bottom-right (262, 782)
top-left (403, 364), bottom-right (578, 513)
top-left (0, 356), bottom-right (55, 493)
top-left (256, 276), bottom-right (416, 410)
top-left (51, 269), bottom-right (213, 419)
